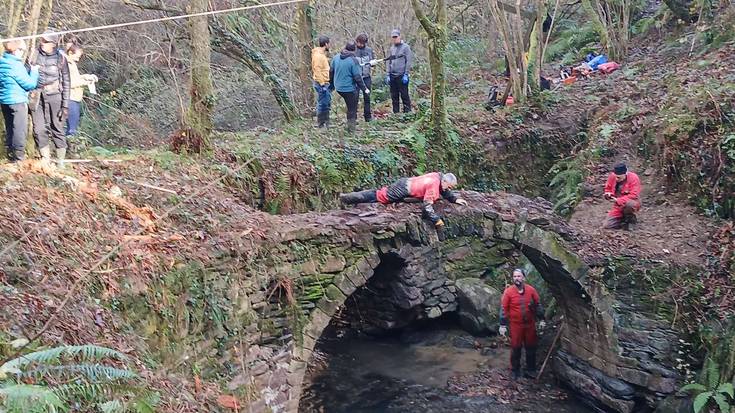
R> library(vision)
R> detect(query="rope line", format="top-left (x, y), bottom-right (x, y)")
top-left (0, 0), bottom-right (306, 43)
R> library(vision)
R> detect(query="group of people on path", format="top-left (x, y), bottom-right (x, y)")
top-left (1, 31), bottom-right (96, 166)
top-left (311, 29), bottom-right (413, 133)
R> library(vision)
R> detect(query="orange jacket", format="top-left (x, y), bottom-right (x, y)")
top-left (500, 284), bottom-right (543, 326)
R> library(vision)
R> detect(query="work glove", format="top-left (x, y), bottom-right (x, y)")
top-left (499, 326), bottom-right (507, 337)
top-left (435, 219), bottom-right (445, 228)
top-left (364, 89), bottom-right (370, 95)
top-left (402, 73), bottom-right (409, 85)
top-left (539, 321), bottom-right (546, 330)
top-left (59, 107), bottom-right (68, 122)
top-left (385, 75), bottom-right (390, 85)
top-left (455, 199), bottom-right (468, 206)
top-left (369, 59), bottom-right (378, 66)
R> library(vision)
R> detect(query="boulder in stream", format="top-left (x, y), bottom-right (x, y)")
top-left (455, 278), bottom-right (501, 335)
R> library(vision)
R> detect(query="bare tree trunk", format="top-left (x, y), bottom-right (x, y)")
top-left (26, 0), bottom-right (45, 54)
top-left (411, 0), bottom-right (449, 142)
top-left (582, 0), bottom-right (631, 61)
top-left (530, 0), bottom-right (545, 90)
top-left (294, 0), bottom-right (316, 111)
top-left (5, 0), bottom-right (25, 36)
top-left (186, 0), bottom-right (215, 145)
top-left (487, 0), bottom-right (532, 103)
top-left (211, 21), bottom-right (299, 123)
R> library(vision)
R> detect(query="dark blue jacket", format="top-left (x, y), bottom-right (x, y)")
top-left (329, 50), bottom-right (366, 93)
top-left (0, 52), bottom-right (39, 105)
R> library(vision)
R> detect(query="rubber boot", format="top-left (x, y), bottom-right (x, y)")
top-left (324, 112), bottom-right (331, 128)
top-left (339, 190), bottom-right (375, 205)
top-left (56, 148), bottom-right (66, 169)
top-left (13, 148), bottom-right (25, 161)
top-left (316, 112), bottom-right (326, 128)
top-left (39, 146), bottom-right (51, 165)
top-left (346, 119), bottom-right (356, 134)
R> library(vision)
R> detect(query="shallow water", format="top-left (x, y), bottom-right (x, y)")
top-left (300, 326), bottom-right (590, 413)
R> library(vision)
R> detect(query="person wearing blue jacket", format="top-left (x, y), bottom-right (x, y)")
top-left (0, 40), bottom-right (39, 161)
top-left (329, 42), bottom-right (368, 134)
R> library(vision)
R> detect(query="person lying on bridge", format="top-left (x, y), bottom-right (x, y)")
top-left (499, 268), bottom-right (546, 381)
top-left (603, 162), bottom-right (641, 230)
top-left (338, 172), bottom-right (468, 227)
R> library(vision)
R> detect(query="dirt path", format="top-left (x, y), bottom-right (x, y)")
top-left (569, 126), bottom-right (715, 267)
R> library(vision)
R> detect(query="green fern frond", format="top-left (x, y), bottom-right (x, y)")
top-left (2, 345), bottom-right (128, 372)
top-left (22, 364), bottom-right (139, 382)
top-left (0, 384), bottom-right (67, 413)
top-left (98, 400), bottom-right (125, 413)
top-left (53, 382), bottom-right (144, 403)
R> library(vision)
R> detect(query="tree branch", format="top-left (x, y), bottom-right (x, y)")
top-left (411, 0), bottom-right (438, 37)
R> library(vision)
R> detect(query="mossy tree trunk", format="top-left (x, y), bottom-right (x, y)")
top-left (211, 21), bottom-right (299, 123)
top-left (186, 0), bottom-right (215, 145)
top-left (528, 0), bottom-right (546, 91)
top-left (294, 0), bottom-right (316, 111)
top-left (411, 0), bottom-right (449, 143)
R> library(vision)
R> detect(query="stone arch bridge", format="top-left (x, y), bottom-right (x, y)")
top-left (237, 191), bottom-right (682, 413)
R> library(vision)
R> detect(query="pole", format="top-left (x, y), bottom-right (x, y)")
top-left (536, 320), bottom-right (564, 381)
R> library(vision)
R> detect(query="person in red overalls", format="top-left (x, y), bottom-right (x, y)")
top-left (499, 268), bottom-right (545, 380)
top-left (338, 172), bottom-right (468, 227)
top-left (603, 163), bottom-right (642, 230)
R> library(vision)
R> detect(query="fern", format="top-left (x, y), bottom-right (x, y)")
top-left (21, 365), bottom-right (139, 382)
top-left (0, 344), bottom-right (157, 413)
top-left (0, 385), bottom-right (66, 413)
top-left (2, 345), bottom-right (127, 372)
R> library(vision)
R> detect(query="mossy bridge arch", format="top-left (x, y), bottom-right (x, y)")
top-left (235, 192), bottom-right (682, 413)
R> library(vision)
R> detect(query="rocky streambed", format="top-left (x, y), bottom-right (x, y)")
top-left (300, 320), bottom-right (588, 413)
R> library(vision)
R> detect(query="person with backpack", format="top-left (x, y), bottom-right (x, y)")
top-left (0, 40), bottom-right (39, 161)
top-left (386, 29), bottom-right (413, 114)
top-left (329, 42), bottom-right (369, 135)
top-left (29, 30), bottom-right (71, 167)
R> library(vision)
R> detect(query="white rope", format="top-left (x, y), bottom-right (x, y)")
top-left (0, 0), bottom-right (307, 43)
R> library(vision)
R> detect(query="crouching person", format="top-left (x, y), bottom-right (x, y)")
top-left (339, 172), bottom-right (468, 227)
top-left (603, 163), bottom-right (642, 230)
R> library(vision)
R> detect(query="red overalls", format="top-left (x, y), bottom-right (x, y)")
top-left (604, 172), bottom-right (642, 218)
top-left (501, 284), bottom-right (541, 372)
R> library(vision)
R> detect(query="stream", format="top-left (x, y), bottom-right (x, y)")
top-left (300, 321), bottom-right (590, 413)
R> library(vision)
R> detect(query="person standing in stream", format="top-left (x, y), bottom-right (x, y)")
top-left (29, 30), bottom-right (71, 168)
top-left (499, 268), bottom-right (546, 380)
top-left (329, 41), bottom-right (369, 135)
top-left (387, 29), bottom-right (412, 114)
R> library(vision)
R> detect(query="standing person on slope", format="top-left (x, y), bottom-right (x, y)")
top-left (329, 41), bottom-right (369, 135)
top-left (386, 29), bottom-right (412, 114)
top-left (29, 30), bottom-right (71, 168)
top-left (0, 40), bottom-right (39, 162)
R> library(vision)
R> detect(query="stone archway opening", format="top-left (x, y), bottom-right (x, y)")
top-left (297, 240), bottom-right (591, 413)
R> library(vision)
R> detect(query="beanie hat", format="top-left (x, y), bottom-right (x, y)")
top-left (613, 163), bottom-right (627, 175)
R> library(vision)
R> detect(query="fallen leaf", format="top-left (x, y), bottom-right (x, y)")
top-left (217, 395), bottom-right (240, 409)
